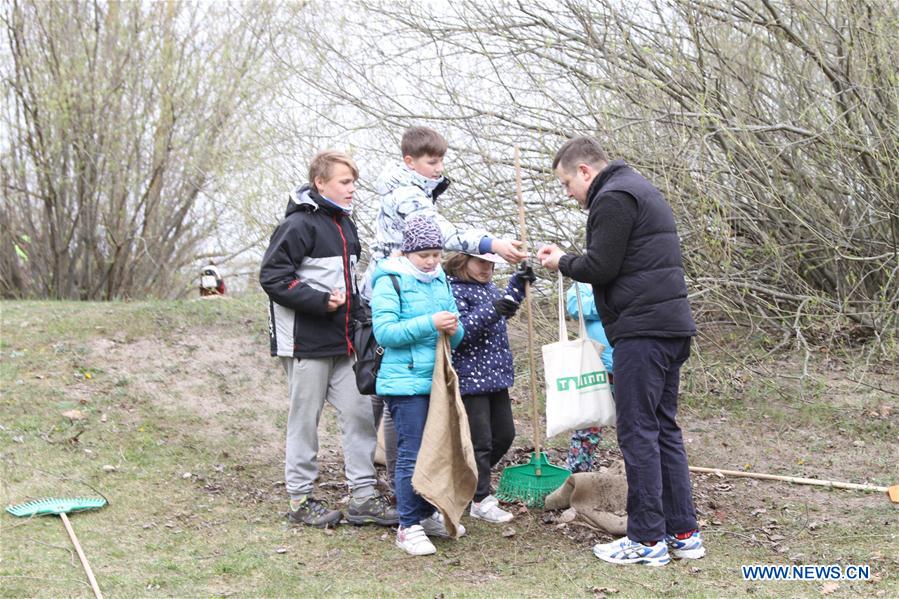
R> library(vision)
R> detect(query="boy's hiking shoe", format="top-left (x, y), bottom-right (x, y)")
top-left (665, 530), bottom-right (706, 559)
top-left (346, 494), bottom-right (399, 526)
top-left (396, 525), bottom-right (436, 556)
top-left (592, 536), bottom-right (670, 566)
top-left (287, 496), bottom-right (341, 528)
top-left (420, 511), bottom-right (466, 538)
top-left (470, 495), bottom-right (514, 523)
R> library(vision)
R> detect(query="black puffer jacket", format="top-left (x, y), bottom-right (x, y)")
top-left (570, 162), bottom-right (696, 344)
top-left (260, 185), bottom-right (362, 358)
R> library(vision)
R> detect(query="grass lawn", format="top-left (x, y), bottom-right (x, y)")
top-left (1, 296), bottom-right (896, 597)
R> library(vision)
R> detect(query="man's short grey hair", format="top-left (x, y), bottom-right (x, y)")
top-left (552, 137), bottom-right (609, 172)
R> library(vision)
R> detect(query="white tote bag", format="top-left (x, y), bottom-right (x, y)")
top-left (542, 274), bottom-right (616, 438)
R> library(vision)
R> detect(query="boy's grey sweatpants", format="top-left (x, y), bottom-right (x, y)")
top-left (280, 356), bottom-right (378, 499)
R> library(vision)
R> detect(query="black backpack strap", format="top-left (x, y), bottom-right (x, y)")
top-left (388, 273), bottom-right (401, 299)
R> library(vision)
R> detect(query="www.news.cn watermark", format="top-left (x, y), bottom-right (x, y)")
top-left (741, 564), bottom-right (871, 581)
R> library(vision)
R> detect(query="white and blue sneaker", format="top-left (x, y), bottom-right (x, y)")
top-left (592, 536), bottom-right (670, 566)
top-left (665, 530), bottom-right (706, 559)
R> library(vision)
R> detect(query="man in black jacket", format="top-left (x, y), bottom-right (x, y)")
top-left (538, 137), bottom-right (704, 566)
top-left (260, 150), bottom-right (397, 528)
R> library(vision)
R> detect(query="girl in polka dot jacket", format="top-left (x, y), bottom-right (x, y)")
top-left (444, 251), bottom-right (536, 524)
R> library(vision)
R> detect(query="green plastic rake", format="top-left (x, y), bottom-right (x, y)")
top-left (7, 496), bottom-right (107, 599)
top-left (496, 452), bottom-right (571, 508)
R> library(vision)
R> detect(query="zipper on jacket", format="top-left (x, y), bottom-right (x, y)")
top-left (333, 215), bottom-right (353, 355)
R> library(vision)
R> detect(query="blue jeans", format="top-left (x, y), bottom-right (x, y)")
top-left (613, 337), bottom-right (698, 542)
top-left (385, 394), bottom-right (437, 527)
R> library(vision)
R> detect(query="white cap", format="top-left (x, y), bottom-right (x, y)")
top-left (462, 251), bottom-right (508, 264)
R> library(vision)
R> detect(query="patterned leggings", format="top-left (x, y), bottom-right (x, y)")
top-left (566, 382), bottom-right (613, 473)
top-left (567, 427), bottom-right (604, 472)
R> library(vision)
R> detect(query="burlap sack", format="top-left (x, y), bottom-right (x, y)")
top-left (411, 334), bottom-right (477, 538)
top-left (544, 461), bottom-right (628, 536)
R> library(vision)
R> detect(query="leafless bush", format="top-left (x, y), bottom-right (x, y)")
top-left (281, 0), bottom-right (898, 354)
top-left (0, 0), bottom-right (296, 298)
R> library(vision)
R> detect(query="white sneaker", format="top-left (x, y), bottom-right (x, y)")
top-left (420, 511), bottom-right (466, 538)
top-left (592, 536), bottom-right (670, 567)
top-left (395, 524), bottom-right (436, 556)
top-left (665, 530), bottom-right (706, 559)
top-left (470, 495), bottom-right (514, 523)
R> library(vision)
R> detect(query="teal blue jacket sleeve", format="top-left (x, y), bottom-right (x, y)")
top-left (446, 287), bottom-right (465, 349)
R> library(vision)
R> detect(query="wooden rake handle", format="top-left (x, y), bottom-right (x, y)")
top-left (60, 512), bottom-right (104, 599)
top-left (514, 145), bottom-right (542, 472)
top-left (689, 466), bottom-right (899, 503)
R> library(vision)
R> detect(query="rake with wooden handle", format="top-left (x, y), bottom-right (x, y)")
top-left (690, 467), bottom-right (899, 503)
top-left (7, 496), bottom-right (107, 598)
top-left (496, 145), bottom-right (571, 508)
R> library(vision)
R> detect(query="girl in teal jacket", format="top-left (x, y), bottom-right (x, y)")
top-left (371, 216), bottom-right (464, 556)
top-left (370, 257), bottom-right (464, 396)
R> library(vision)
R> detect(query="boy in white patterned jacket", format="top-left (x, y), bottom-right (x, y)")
top-left (362, 126), bottom-right (527, 297)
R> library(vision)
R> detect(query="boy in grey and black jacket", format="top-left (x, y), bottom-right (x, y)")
top-left (260, 150), bottom-right (397, 529)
